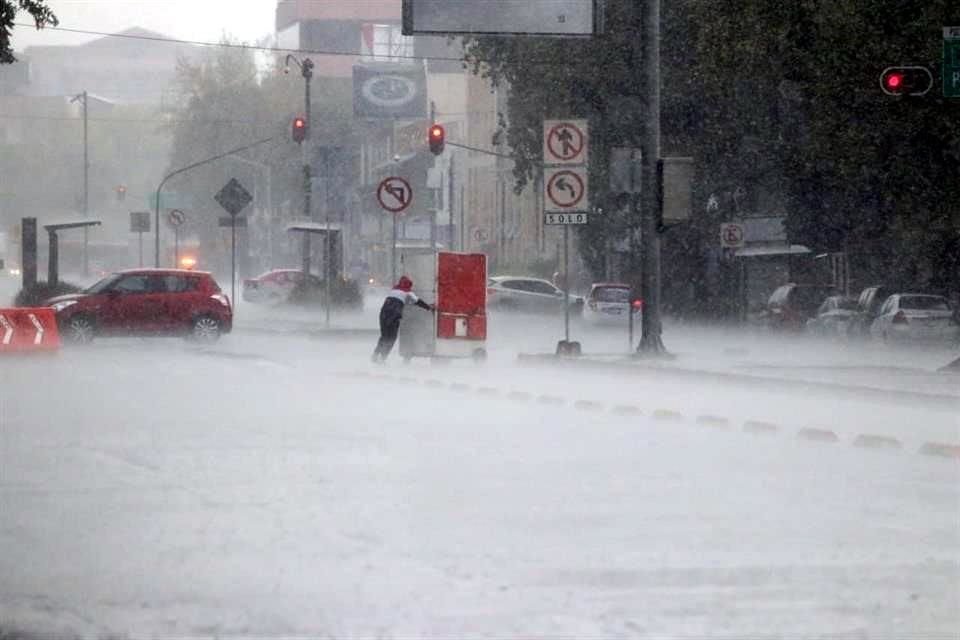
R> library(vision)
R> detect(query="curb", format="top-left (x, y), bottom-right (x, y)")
top-left (343, 370), bottom-right (959, 464)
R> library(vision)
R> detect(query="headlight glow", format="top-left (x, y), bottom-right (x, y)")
top-left (51, 300), bottom-right (77, 312)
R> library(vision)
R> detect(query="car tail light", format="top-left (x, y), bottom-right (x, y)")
top-left (211, 293), bottom-right (231, 308)
top-left (632, 299), bottom-right (643, 310)
top-left (892, 310), bottom-right (908, 325)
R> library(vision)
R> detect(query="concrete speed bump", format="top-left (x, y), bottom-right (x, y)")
top-left (507, 391), bottom-right (533, 402)
top-left (652, 409), bottom-right (684, 422)
top-left (574, 400), bottom-right (603, 412)
top-left (611, 405), bottom-right (643, 416)
top-left (537, 395), bottom-right (565, 406)
top-left (852, 434), bottom-right (904, 451)
top-left (696, 415), bottom-right (730, 429)
top-left (918, 442), bottom-right (960, 459)
top-left (797, 428), bottom-right (840, 443)
top-left (743, 420), bottom-right (779, 435)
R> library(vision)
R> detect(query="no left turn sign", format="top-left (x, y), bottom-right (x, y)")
top-left (544, 167), bottom-right (589, 212)
top-left (377, 176), bottom-right (413, 213)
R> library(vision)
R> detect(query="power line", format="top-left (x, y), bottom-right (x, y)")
top-left (13, 22), bottom-right (468, 63)
top-left (0, 112), bottom-right (289, 127)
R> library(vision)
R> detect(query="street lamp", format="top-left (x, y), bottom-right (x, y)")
top-left (69, 90), bottom-right (89, 276)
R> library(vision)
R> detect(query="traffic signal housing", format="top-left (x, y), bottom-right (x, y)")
top-left (292, 115), bottom-right (307, 143)
top-left (880, 66), bottom-right (933, 96)
top-left (429, 124), bottom-right (445, 155)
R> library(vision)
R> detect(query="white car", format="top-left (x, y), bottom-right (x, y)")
top-left (486, 276), bottom-right (583, 314)
top-left (584, 283), bottom-right (642, 325)
top-left (869, 294), bottom-right (960, 344)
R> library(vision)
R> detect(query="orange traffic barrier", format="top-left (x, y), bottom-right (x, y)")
top-left (0, 307), bottom-right (61, 353)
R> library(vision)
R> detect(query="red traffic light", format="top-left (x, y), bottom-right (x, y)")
top-left (429, 124), bottom-right (445, 155)
top-left (879, 66), bottom-right (933, 96)
top-left (292, 115), bottom-right (307, 143)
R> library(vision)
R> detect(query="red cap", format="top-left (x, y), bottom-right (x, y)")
top-left (396, 276), bottom-right (413, 291)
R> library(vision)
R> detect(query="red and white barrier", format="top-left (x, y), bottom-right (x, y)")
top-left (0, 307), bottom-right (61, 353)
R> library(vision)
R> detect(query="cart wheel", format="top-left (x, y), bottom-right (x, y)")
top-left (472, 348), bottom-right (488, 364)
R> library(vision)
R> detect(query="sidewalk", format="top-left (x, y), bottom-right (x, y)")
top-left (518, 323), bottom-right (960, 405)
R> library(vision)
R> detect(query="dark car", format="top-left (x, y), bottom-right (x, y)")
top-left (846, 285), bottom-right (892, 338)
top-left (46, 269), bottom-right (233, 343)
top-left (765, 283), bottom-right (837, 331)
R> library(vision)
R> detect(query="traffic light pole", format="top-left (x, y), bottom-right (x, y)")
top-left (636, 0), bottom-right (666, 355)
top-left (71, 90), bottom-right (89, 277)
top-left (287, 55), bottom-right (315, 280)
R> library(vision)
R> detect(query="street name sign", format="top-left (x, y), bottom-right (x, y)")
top-left (545, 212), bottom-right (589, 225)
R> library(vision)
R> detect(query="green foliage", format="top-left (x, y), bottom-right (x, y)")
top-left (464, 0), bottom-right (960, 312)
top-left (0, 0), bottom-right (58, 64)
top-left (14, 280), bottom-right (81, 307)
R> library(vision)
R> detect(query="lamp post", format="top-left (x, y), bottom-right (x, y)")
top-left (285, 55), bottom-right (315, 280)
top-left (69, 90), bottom-right (89, 276)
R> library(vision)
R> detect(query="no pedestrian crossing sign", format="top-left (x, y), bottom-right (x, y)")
top-left (543, 119), bottom-right (588, 165)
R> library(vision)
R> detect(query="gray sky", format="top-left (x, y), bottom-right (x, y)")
top-left (11, 0), bottom-right (277, 51)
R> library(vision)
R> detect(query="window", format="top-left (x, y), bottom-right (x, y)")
top-left (900, 296), bottom-right (949, 311)
top-left (112, 275), bottom-right (151, 294)
top-left (163, 275), bottom-right (199, 293)
top-left (527, 281), bottom-right (560, 295)
top-left (595, 287), bottom-right (630, 303)
top-left (879, 297), bottom-right (896, 315)
top-left (361, 24), bottom-right (414, 63)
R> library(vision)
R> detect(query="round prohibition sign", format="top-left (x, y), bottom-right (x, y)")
top-left (168, 209), bottom-right (186, 227)
top-left (377, 176), bottom-right (413, 213)
top-left (546, 170), bottom-right (586, 209)
top-left (546, 122), bottom-right (585, 162)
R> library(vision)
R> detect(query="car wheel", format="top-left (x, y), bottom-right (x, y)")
top-left (63, 314), bottom-right (96, 344)
top-left (472, 348), bottom-right (488, 364)
top-left (190, 315), bottom-right (221, 343)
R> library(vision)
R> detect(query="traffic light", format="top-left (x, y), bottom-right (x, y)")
top-left (292, 115), bottom-right (307, 143)
top-left (115, 185), bottom-right (126, 201)
top-left (880, 66), bottom-right (933, 96)
top-left (428, 124), bottom-right (445, 155)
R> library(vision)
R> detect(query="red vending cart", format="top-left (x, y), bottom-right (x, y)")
top-left (398, 250), bottom-right (487, 363)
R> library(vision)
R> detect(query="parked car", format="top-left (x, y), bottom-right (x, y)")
top-left (486, 276), bottom-right (583, 313)
top-left (583, 282), bottom-right (641, 325)
top-left (869, 294), bottom-right (960, 344)
top-left (242, 269), bottom-right (322, 305)
top-left (46, 269), bottom-right (232, 344)
top-left (846, 285), bottom-right (893, 338)
top-left (765, 283), bottom-right (837, 331)
top-left (805, 295), bottom-right (858, 336)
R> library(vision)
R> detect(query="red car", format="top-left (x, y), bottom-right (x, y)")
top-left (46, 269), bottom-right (232, 343)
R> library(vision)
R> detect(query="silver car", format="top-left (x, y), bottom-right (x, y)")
top-left (869, 294), bottom-right (960, 344)
top-left (487, 276), bottom-right (582, 313)
top-left (805, 295), bottom-right (858, 336)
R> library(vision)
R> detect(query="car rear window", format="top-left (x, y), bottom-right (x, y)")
top-left (900, 296), bottom-right (949, 311)
top-left (594, 287), bottom-right (630, 303)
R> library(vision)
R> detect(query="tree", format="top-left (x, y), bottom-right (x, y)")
top-left (1, 0), bottom-right (58, 64)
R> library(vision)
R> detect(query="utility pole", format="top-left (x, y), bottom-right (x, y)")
top-left (636, 0), bottom-right (666, 354)
top-left (286, 55), bottom-right (314, 278)
top-left (71, 90), bottom-right (89, 276)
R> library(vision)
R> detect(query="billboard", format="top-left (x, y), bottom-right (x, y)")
top-left (353, 63), bottom-right (428, 119)
top-left (402, 0), bottom-right (601, 36)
